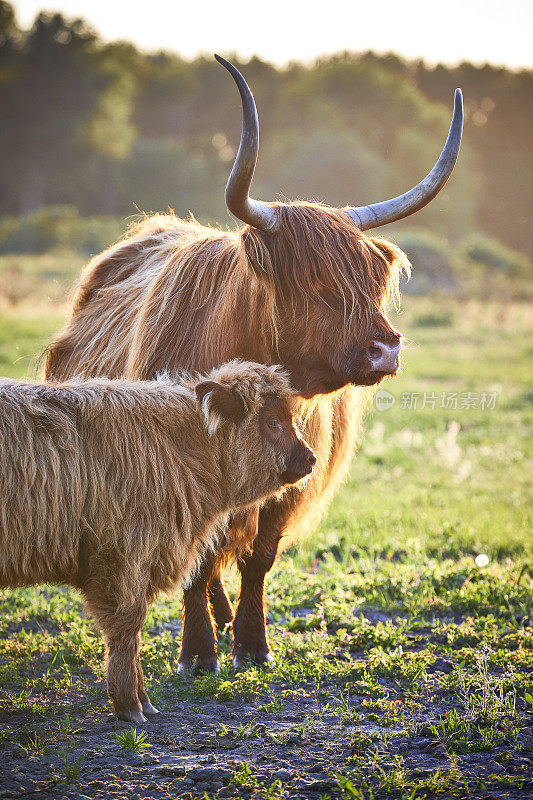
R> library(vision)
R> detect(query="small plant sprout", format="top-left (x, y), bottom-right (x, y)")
top-left (259, 698), bottom-right (283, 713)
top-left (57, 742), bottom-right (84, 784)
top-left (56, 715), bottom-right (81, 742)
top-left (114, 727), bottom-right (152, 753)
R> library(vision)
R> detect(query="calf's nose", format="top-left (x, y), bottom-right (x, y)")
top-left (291, 444), bottom-right (316, 479)
top-left (367, 340), bottom-right (401, 373)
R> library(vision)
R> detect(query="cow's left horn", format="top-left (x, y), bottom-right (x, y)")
top-left (215, 55), bottom-right (278, 233)
top-left (345, 89), bottom-right (463, 230)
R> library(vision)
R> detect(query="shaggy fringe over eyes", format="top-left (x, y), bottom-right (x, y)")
top-left (123, 204), bottom-right (410, 378)
top-left (242, 202), bottom-right (411, 330)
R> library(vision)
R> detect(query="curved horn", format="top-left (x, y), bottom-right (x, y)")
top-left (345, 89), bottom-right (463, 230)
top-left (215, 55), bottom-right (277, 232)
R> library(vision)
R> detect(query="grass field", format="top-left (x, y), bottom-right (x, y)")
top-left (0, 251), bottom-right (531, 799)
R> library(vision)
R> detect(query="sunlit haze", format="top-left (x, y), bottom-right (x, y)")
top-left (13, 0), bottom-right (533, 70)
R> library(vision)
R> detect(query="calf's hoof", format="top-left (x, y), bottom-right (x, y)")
top-left (118, 709), bottom-right (147, 724)
top-left (233, 650), bottom-right (275, 670)
top-left (142, 701), bottom-right (160, 716)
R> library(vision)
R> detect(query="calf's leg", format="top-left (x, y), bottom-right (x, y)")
top-left (85, 589), bottom-right (149, 722)
top-left (134, 634), bottom-right (159, 716)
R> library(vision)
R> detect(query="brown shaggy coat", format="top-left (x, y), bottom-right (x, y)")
top-left (0, 361), bottom-right (310, 720)
top-left (44, 203), bottom-right (410, 669)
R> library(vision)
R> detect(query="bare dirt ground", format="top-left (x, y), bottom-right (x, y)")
top-left (1, 607), bottom-right (531, 800)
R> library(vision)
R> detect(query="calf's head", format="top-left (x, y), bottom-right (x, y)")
top-left (194, 361), bottom-right (315, 507)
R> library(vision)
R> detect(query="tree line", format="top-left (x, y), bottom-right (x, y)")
top-left (0, 2), bottom-right (531, 256)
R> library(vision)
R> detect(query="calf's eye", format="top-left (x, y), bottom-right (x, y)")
top-left (267, 417), bottom-right (280, 430)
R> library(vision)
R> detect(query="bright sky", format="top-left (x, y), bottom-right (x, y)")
top-left (13, 0), bottom-right (533, 70)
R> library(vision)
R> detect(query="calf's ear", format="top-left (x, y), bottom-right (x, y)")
top-left (195, 381), bottom-right (247, 434)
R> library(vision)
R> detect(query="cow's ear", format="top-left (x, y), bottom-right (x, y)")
top-left (195, 381), bottom-right (247, 434)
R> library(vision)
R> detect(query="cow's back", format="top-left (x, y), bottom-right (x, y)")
top-left (44, 215), bottom-right (207, 380)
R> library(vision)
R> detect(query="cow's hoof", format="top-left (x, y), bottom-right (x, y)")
top-left (118, 709), bottom-right (147, 724)
top-left (233, 651), bottom-right (274, 670)
top-left (177, 658), bottom-right (220, 676)
top-left (177, 661), bottom-right (193, 677)
top-left (142, 701), bottom-right (160, 716)
top-left (194, 657), bottom-right (220, 676)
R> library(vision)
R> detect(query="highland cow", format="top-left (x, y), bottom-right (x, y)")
top-left (0, 361), bottom-right (315, 721)
top-left (44, 56), bottom-right (463, 672)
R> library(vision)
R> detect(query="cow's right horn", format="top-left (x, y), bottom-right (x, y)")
top-left (345, 89), bottom-right (463, 230)
top-left (215, 55), bottom-right (278, 233)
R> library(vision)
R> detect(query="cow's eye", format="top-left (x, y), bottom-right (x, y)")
top-left (267, 417), bottom-right (280, 429)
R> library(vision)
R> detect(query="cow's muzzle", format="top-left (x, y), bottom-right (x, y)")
top-left (366, 340), bottom-right (401, 374)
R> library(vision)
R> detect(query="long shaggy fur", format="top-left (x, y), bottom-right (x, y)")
top-left (0, 361), bottom-right (296, 717)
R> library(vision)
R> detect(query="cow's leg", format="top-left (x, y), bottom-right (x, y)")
top-left (178, 552), bottom-right (220, 675)
top-left (86, 590), bottom-right (149, 723)
top-left (207, 557), bottom-right (233, 634)
top-left (206, 508), bottom-right (263, 635)
top-left (232, 500), bottom-right (292, 668)
top-left (232, 391), bottom-right (361, 669)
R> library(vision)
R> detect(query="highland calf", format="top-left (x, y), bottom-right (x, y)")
top-left (0, 361), bottom-right (314, 722)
